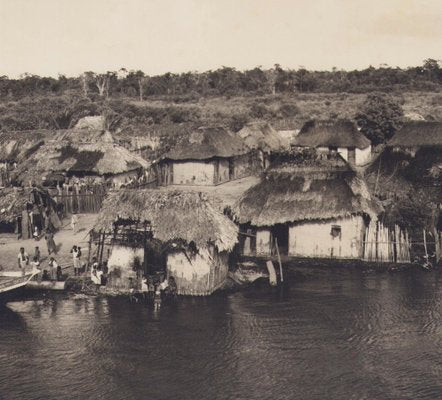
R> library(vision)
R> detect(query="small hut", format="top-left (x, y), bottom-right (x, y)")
top-left (157, 126), bottom-right (252, 186)
top-left (0, 186), bottom-right (61, 238)
top-left (95, 189), bottom-right (238, 295)
top-left (13, 132), bottom-right (149, 187)
top-left (238, 121), bottom-right (287, 169)
top-left (233, 152), bottom-right (380, 259)
top-left (388, 121), bottom-right (442, 152)
top-left (292, 120), bottom-right (372, 166)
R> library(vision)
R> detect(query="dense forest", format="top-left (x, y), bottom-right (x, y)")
top-left (0, 59), bottom-right (441, 134)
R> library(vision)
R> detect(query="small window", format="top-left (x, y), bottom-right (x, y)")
top-left (331, 225), bottom-right (341, 238)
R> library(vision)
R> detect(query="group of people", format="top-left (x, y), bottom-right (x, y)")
top-left (135, 275), bottom-right (177, 310)
top-left (17, 246), bottom-right (61, 281)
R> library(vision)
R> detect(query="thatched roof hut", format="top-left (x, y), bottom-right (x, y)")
top-left (95, 189), bottom-right (238, 252)
top-left (293, 119), bottom-right (371, 149)
top-left (162, 126), bottom-right (249, 161)
top-left (237, 122), bottom-right (286, 153)
top-left (233, 153), bottom-right (380, 226)
top-left (13, 138), bottom-right (149, 184)
top-left (388, 121), bottom-right (442, 148)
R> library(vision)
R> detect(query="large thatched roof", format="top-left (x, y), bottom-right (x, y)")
top-left (233, 154), bottom-right (380, 226)
top-left (293, 119), bottom-right (371, 149)
top-left (237, 122), bottom-right (286, 152)
top-left (162, 126), bottom-right (249, 161)
top-left (95, 189), bottom-right (238, 251)
top-left (0, 130), bottom-right (49, 162)
top-left (388, 121), bottom-right (442, 148)
top-left (0, 186), bottom-right (53, 223)
top-left (13, 139), bottom-right (149, 184)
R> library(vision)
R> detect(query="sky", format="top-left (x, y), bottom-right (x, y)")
top-left (0, 0), bottom-right (441, 78)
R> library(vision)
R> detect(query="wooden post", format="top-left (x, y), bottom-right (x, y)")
top-left (143, 222), bottom-right (149, 276)
top-left (275, 237), bottom-right (283, 284)
top-left (423, 229), bottom-right (428, 263)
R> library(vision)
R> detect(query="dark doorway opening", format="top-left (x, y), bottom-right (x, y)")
top-left (348, 147), bottom-right (356, 164)
top-left (271, 224), bottom-right (289, 255)
top-left (228, 159), bottom-right (234, 180)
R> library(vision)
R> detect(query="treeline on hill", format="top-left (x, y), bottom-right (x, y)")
top-left (1, 59), bottom-right (441, 100)
top-left (0, 59), bottom-right (440, 134)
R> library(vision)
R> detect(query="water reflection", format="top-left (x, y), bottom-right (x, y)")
top-left (1, 269), bottom-right (442, 400)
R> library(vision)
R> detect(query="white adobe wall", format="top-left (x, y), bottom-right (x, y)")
top-left (355, 146), bottom-right (372, 166)
top-left (288, 216), bottom-right (364, 259)
top-left (106, 245), bottom-right (143, 290)
top-left (172, 161), bottom-right (215, 185)
top-left (337, 147), bottom-right (349, 162)
top-left (167, 247), bottom-right (229, 295)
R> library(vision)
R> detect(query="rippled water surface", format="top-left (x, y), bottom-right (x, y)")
top-left (1, 268), bottom-right (442, 400)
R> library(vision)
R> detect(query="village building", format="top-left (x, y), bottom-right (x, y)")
top-left (157, 126), bottom-right (252, 186)
top-left (0, 186), bottom-right (61, 238)
top-left (94, 189), bottom-right (238, 296)
top-left (12, 130), bottom-right (149, 188)
top-left (237, 121), bottom-right (287, 169)
top-left (292, 119), bottom-right (372, 166)
top-left (233, 152), bottom-right (381, 259)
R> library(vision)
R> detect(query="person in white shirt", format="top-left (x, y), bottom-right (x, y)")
top-left (49, 257), bottom-right (58, 281)
top-left (17, 247), bottom-right (29, 275)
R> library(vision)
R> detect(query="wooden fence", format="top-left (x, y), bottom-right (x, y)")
top-left (362, 222), bottom-right (411, 263)
top-left (53, 184), bottom-right (107, 214)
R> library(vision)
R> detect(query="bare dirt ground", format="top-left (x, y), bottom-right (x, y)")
top-left (0, 213), bottom-right (98, 273)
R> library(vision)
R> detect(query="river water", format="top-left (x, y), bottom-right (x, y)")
top-left (1, 267), bottom-right (442, 400)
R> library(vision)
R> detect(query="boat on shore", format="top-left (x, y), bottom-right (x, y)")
top-left (0, 269), bottom-right (41, 303)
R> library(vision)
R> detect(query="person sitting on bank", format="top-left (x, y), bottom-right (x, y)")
top-left (91, 264), bottom-right (102, 292)
top-left (17, 247), bottom-right (29, 275)
top-left (49, 257), bottom-right (58, 281)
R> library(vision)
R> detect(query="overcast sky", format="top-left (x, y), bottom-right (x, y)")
top-left (0, 0), bottom-right (441, 77)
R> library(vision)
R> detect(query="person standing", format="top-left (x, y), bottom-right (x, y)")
top-left (71, 245), bottom-right (80, 276)
top-left (44, 230), bottom-right (57, 255)
top-left (71, 213), bottom-right (79, 233)
top-left (17, 247), bottom-right (29, 275)
top-left (141, 275), bottom-right (148, 303)
top-left (48, 257), bottom-right (58, 281)
top-left (34, 246), bottom-right (41, 263)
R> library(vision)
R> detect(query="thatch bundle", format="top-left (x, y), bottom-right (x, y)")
top-left (293, 119), bottom-right (371, 149)
top-left (162, 126), bottom-right (249, 160)
top-left (233, 154), bottom-right (380, 226)
top-left (95, 189), bottom-right (238, 251)
top-left (238, 122), bottom-right (286, 153)
top-left (388, 121), bottom-right (442, 148)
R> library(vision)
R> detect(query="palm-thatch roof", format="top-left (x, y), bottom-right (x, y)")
top-left (0, 186), bottom-right (53, 223)
top-left (162, 126), bottom-right (249, 161)
top-left (292, 119), bottom-right (371, 149)
top-left (0, 130), bottom-right (49, 162)
top-left (95, 189), bottom-right (238, 251)
top-left (237, 122), bottom-right (286, 152)
top-left (233, 153), bottom-right (380, 226)
top-left (387, 121), bottom-right (442, 148)
top-left (13, 139), bottom-right (149, 184)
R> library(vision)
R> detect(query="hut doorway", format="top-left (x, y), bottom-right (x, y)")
top-left (348, 147), bottom-right (356, 164)
top-left (271, 224), bottom-right (289, 255)
top-left (228, 159), bottom-right (234, 180)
